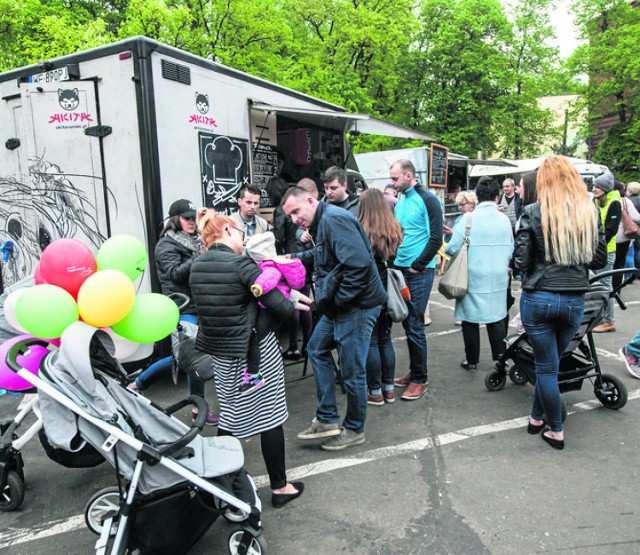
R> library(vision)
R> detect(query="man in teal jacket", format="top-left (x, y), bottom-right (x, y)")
top-left (390, 159), bottom-right (443, 400)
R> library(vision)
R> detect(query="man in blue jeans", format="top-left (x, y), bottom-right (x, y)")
top-left (282, 186), bottom-right (386, 451)
top-left (390, 159), bottom-right (443, 400)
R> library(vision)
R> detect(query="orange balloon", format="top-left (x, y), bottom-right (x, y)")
top-left (77, 270), bottom-right (135, 328)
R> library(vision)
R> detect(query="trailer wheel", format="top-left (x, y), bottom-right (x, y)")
top-left (484, 371), bottom-right (506, 391)
top-left (228, 529), bottom-right (267, 555)
top-left (0, 470), bottom-right (25, 512)
top-left (594, 373), bottom-right (628, 410)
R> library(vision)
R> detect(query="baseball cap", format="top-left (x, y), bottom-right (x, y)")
top-left (169, 199), bottom-right (196, 218)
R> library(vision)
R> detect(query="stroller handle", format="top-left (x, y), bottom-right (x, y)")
top-left (6, 338), bottom-right (51, 374)
top-left (157, 395), bottom-right (209, 460)
top-left (589, 268), bottom-right (639, 311)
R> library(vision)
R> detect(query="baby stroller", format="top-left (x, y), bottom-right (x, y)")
top-left (486, 269), bottom-right (639, 412)
top-left (5, 322), bottom-right (266, 555)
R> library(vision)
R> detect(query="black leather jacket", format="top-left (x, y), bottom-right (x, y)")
top-left (514, 204), bottom-right (608, 292)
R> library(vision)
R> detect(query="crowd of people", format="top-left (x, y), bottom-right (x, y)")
top-left (133, 154), bottom-right (640, 510)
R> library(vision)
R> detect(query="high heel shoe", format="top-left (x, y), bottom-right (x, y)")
top-left (541, 429), bottom-right (564, 450)
top-left (527, 419), bottom-right (545, 435)
top-left (271, 482), bottom-right (304, 508)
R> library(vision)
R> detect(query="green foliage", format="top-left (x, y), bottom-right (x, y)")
top-left (571, 0), bottom-right (640, 177)
top-left (0, 0), bottom-right (600, 162)
top-left (593, 120), bottom-right (640, 181)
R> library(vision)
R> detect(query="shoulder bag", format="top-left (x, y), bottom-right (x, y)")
top-left (438, 213), bottom-right (472, 300)
top-left (621, 198), bottom-right (640, 240)
top-left (386, 266), bottom-right (410, 322)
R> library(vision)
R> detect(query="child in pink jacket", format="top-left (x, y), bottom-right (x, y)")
top-left (242, 232), bottom-right (310, 394)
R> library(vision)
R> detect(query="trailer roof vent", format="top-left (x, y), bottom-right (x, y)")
top-left (161, 59), bottom-right (191, 85)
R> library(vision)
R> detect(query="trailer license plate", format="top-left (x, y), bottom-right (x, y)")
top-left (28, 67), bottom-right (70, 83)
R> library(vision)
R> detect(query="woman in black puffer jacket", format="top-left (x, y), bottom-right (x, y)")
top-left (190, 208), bottom-right (305, 509)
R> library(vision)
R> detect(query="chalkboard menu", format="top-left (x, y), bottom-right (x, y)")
top-left (252, 143), bottom-right (278, 207)
top-left (199, 132), bottom-right (250, 215)
top-left (429, 144), bottom-right (449, 188)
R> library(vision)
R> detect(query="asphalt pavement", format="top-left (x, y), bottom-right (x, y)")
top-left (1, 277), bottom-right (640, 554)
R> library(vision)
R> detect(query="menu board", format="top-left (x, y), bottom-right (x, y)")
top-left (199, 132), bottom-right (250, 215)
top-left (252, 143), bottom-right (278, 207)
top-left (429, 144), bottom-right (449, 188)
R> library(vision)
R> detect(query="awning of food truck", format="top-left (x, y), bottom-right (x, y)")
top-left (251, 102), bottom-right (435, 142)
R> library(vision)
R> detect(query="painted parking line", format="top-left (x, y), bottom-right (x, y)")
top-left (2, 388), bottom-right (638, 550)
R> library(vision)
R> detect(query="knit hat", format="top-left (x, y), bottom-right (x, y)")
top-left (169, 199), bottom-right (197, 218)
top-left (246, 232), bottom-right (277, 263)
top-left (593, 172), bottom-right (614, 193)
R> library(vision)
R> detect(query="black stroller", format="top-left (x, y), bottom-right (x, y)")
top-left (485, 268), bottom-right (639, 412)
top-left (5, 322), bottom-right (267, 555)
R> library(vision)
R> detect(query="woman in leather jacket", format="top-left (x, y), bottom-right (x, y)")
top-left (514, 155), bottom-right (607, 451)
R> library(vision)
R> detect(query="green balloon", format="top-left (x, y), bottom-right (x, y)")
top-left (112, 293), bottom-right (179, 343)
top-left (15, 284), bottom-right (79, 339)
top-left (96, 234), bottom-right (148, 281)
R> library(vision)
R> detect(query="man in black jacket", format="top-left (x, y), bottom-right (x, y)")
top-left (282, 186), bottom-right (387, 451)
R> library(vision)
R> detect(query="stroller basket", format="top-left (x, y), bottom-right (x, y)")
top-left (508, 337), bottom-right (593, 392)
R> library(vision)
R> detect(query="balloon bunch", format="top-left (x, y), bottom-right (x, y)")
top-left (1, 235), bottom-right (180, 391)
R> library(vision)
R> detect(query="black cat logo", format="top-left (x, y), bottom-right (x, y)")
top-left (58, 88), bottom-right (80, 111)
top-left (195, 92), bottom-right (209, 114)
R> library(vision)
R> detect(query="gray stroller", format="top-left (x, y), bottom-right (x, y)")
top-left (6, 322), bottom-right (266, 555)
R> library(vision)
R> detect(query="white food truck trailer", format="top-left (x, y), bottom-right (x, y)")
top-left (0, 36), bottom-right (432, 294)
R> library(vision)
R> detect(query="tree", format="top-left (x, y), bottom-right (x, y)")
top-left (495, 0), bottom-right (559, 158)
top-left (396, 0), bottom-right (514, 157)
top-left (570, 0), bottom-right (640, 178)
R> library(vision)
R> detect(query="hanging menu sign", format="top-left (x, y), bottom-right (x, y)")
top-left (429, 143), bottom-right (449, 188)
top-left (253, 143), bottom-right (278, 207)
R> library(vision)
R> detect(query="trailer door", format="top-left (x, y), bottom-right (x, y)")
top-left (20, 81), bottom-right (108, 255)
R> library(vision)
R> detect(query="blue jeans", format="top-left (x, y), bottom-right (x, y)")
top-left (307, 306), bottom-right (380, 434)
top-left (626, 330), bottom-right (640, 358)
top-left (366, 310), bottom-right (396, 394)
top-left (520, 290), bottom-right (584, 432)
top-left (135, 314), bottom-right (205, 398)
top-left (400, 268), bottom-right (434, 383)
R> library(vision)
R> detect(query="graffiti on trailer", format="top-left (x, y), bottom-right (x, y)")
top-left (0, 155), bottom-right (107, 288)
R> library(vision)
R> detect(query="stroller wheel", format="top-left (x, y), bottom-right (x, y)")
top-left (594, 373), bottom-right (628, 410)
top-left (0, 469), bottom-right (25, 512)
top-left (508, 365), bottom-right (527, 385)
top-left (85, 486), bottom-right (121, 535)
top-left (484, 371), bottom-right (506, 391)
top-left (228, 529), bottom-right (268, 555)
top-left (214, 496), bottom-right (249, 523)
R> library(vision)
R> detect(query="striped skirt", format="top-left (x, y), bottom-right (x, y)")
top-left (210, 332), bottom-right (288, 438)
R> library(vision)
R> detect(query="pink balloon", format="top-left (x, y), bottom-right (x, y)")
top-left (0, 335), bottom-right (50, 391)
top-left (39, 239), bottom-right (97, 299)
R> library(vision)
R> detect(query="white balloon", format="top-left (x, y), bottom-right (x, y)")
top-left (102, 328), bottom-right (140, 360)
top-left (3, 289), bottom-right (28, 333)
top-left (119, 342), bottom-right (154, 364)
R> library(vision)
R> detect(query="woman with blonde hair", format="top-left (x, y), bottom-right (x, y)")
top-left (514, 155), bottom-right (606, 450)
top-left (359, 189), bottom-right (404, 404)
top-left (189, 208), bottom-right (305, 508)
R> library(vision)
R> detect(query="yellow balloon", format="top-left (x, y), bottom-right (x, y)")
top-left (77, 270), bottom-right (135, 328)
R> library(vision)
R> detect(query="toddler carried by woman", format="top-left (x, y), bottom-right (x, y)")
top-left (242, 232), bottom-right (311, 394)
